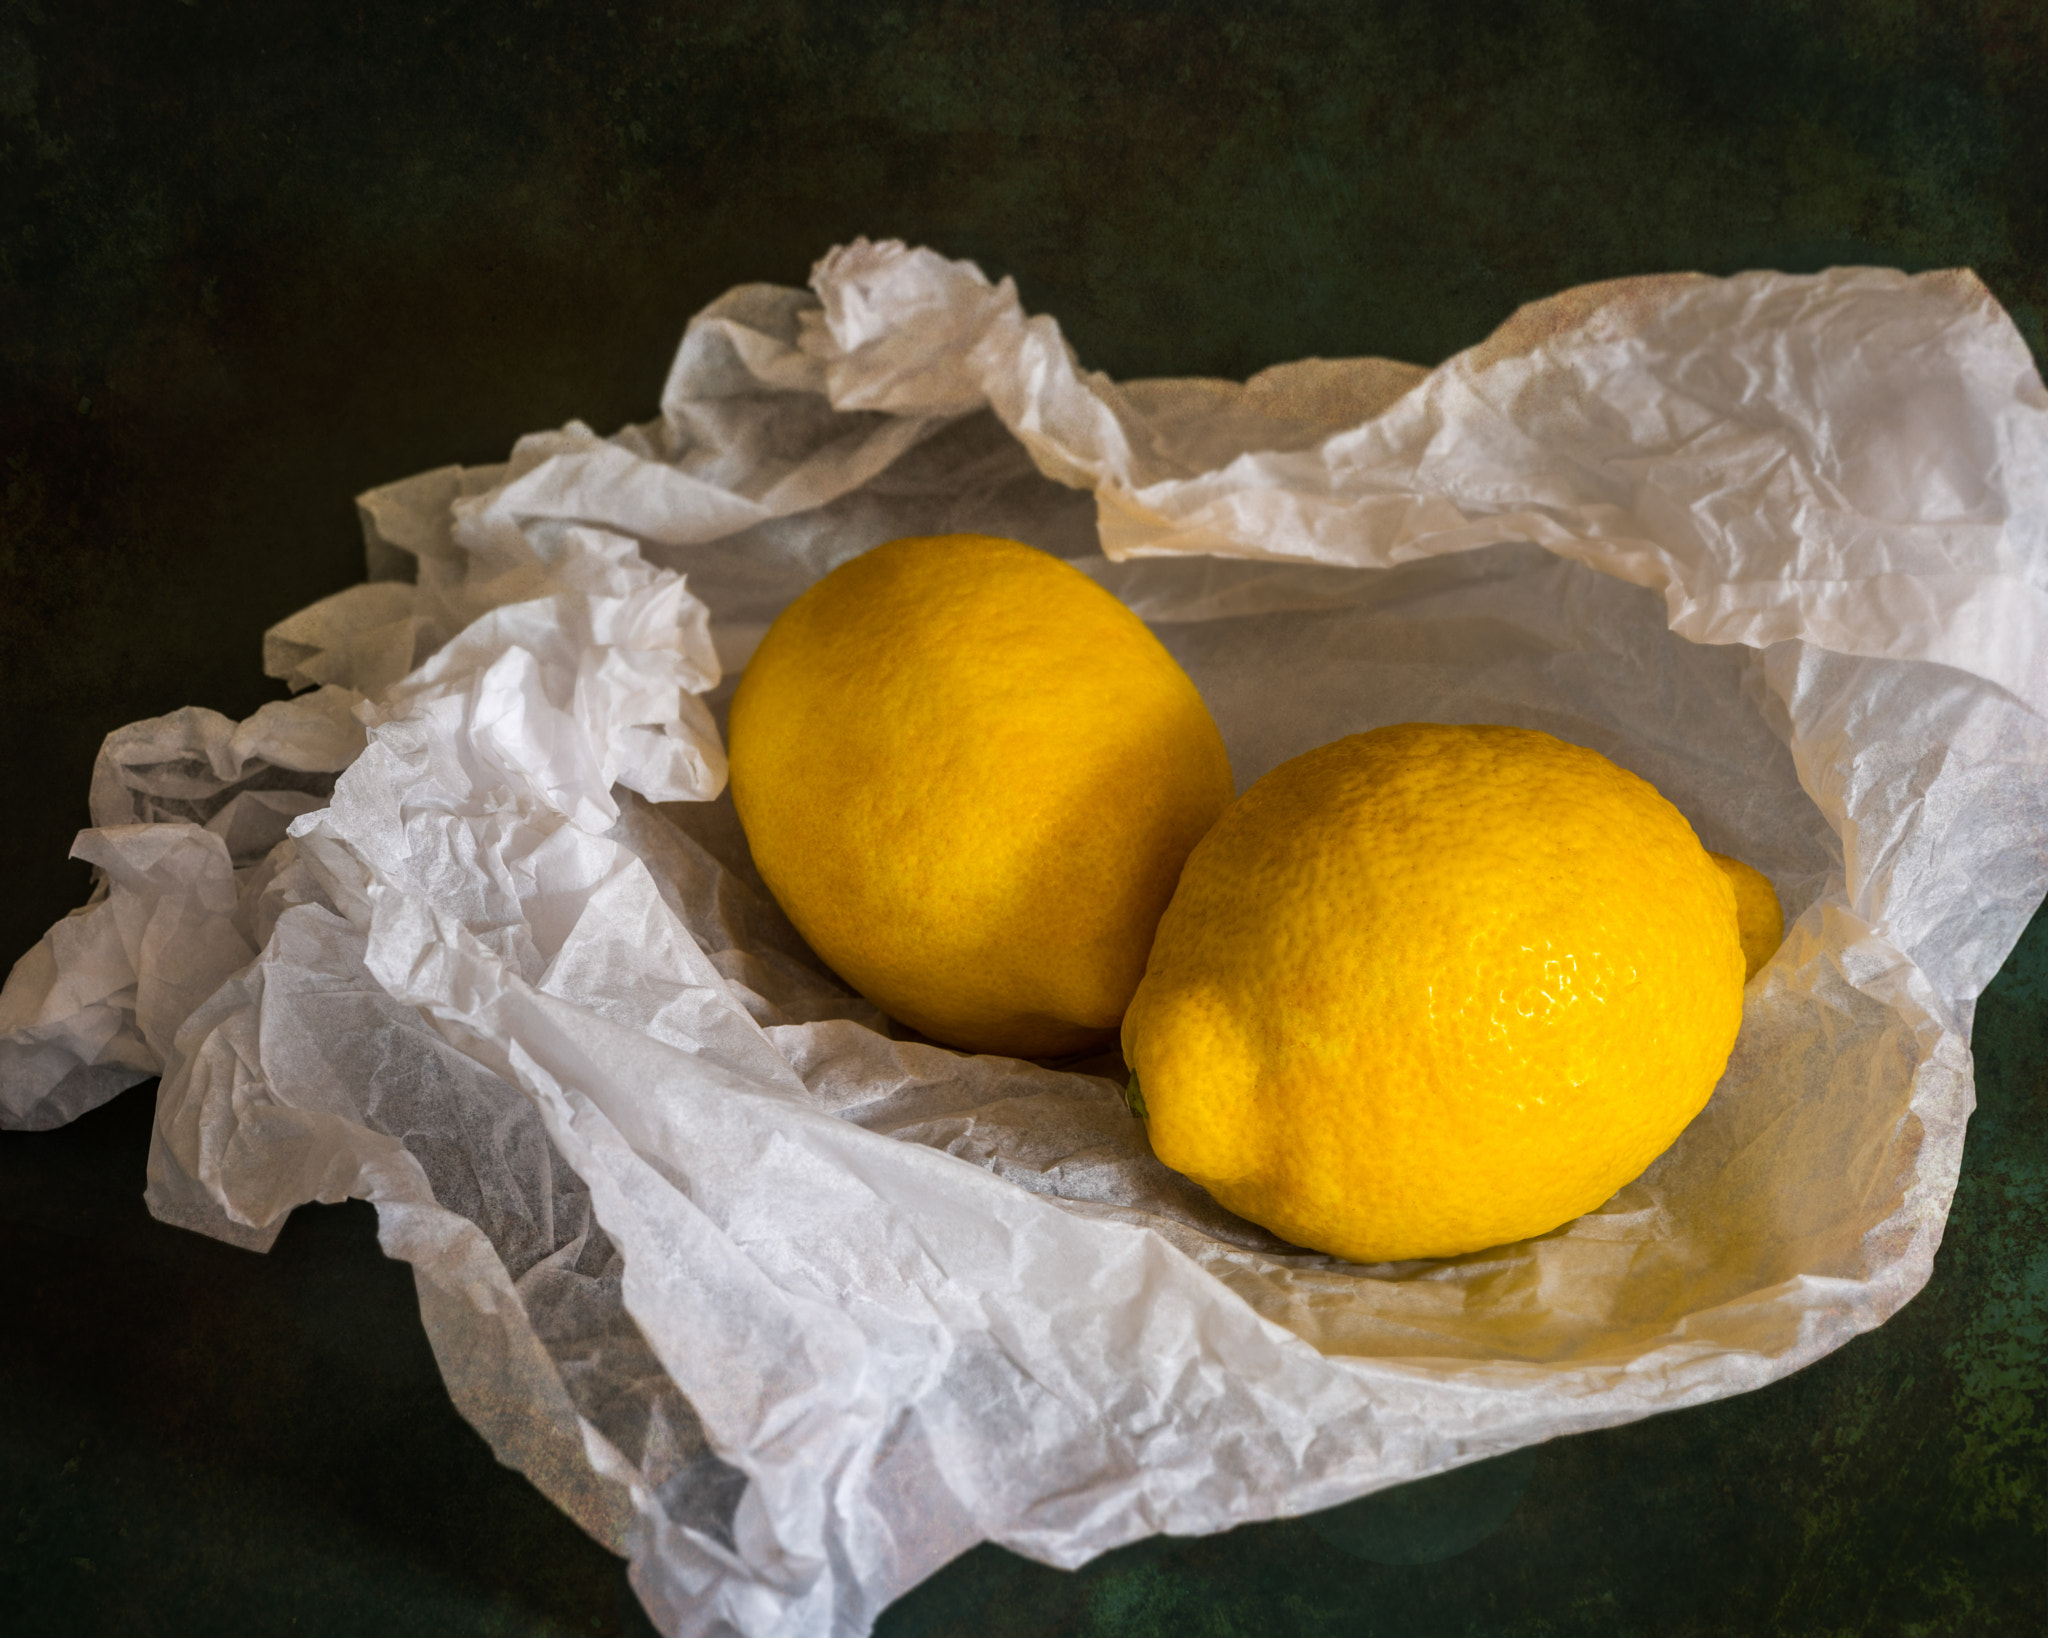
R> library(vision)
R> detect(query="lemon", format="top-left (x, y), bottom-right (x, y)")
top-left (1121, 722), bottom-right (1746, 1263)
top-left (728, 532), bottom-right (1235, 1058)
top-left (1708, 852), bottom-right (1784, 980)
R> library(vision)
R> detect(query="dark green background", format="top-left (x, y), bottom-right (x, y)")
top-left (2, 2), bottom-right (2043, 1633)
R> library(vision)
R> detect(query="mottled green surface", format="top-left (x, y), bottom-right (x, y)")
top-left (2, 2), bottom-right (2044, 1633)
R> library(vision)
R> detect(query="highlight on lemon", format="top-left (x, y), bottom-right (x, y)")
top-left (1121, 722), bottom-right (1754, 1264)
top-left (727, 532), bottom-right (1235, 1059)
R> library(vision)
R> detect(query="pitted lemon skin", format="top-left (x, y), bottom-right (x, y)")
top-left (1122, 723), bottom-right (1746, 1263)
top-left (729, 532), bottom-right (1235, 1059)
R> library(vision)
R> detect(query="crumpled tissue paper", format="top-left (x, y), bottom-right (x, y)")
top-left (5, 240), bottom-right (2046, 1638)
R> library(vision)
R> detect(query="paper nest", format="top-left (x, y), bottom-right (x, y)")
top-left (4, 241), bottom-right (2046, 1638)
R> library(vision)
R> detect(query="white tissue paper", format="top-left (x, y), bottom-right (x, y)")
top-left (5, 240), bottom-right (2046, 1637)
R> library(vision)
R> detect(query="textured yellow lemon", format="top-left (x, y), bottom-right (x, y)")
top-left (1121, 722), bottom-right (1746, 1263)
top-left (1708, 852), bottom-right (1784, 980)
top-left (728, 532), bottom-right (1235, 1058)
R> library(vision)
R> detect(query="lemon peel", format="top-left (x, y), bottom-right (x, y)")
top-left (1122, 722), bottom-right (1746, 1263)
top-left (729, 532), bottom-right (1234, 1058)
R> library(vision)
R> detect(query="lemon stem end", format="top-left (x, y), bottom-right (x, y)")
top-left (1122, 1070), bottom-right (1148, 1120)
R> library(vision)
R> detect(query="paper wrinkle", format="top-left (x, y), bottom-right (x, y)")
top-left (359, 532), bottom-right (727, 832)
top-left (805, 245), bottom-right (2048, 716)
top-left (0, 690), bottom-right (370, 1127)
top-left (265, 580), bottom-right (425, 697)
top-left (6, 242), bottom-right (2047, 1638)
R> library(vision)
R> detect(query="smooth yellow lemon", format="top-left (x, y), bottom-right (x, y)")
top-left (1708, 852), bottom-right (1784, 979)
top-left (728, 532), bottom-right (1235, 1058)
top-left (1121, 722), bottom-right (1746, 1263)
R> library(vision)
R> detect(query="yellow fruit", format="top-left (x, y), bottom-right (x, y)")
top-left (1708, 852), bottom-right (1784, 980)
top-left (1121, 722), bottom-right (1746, 1263)
top-left (728, 533), bottom-right (1235, 1058)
